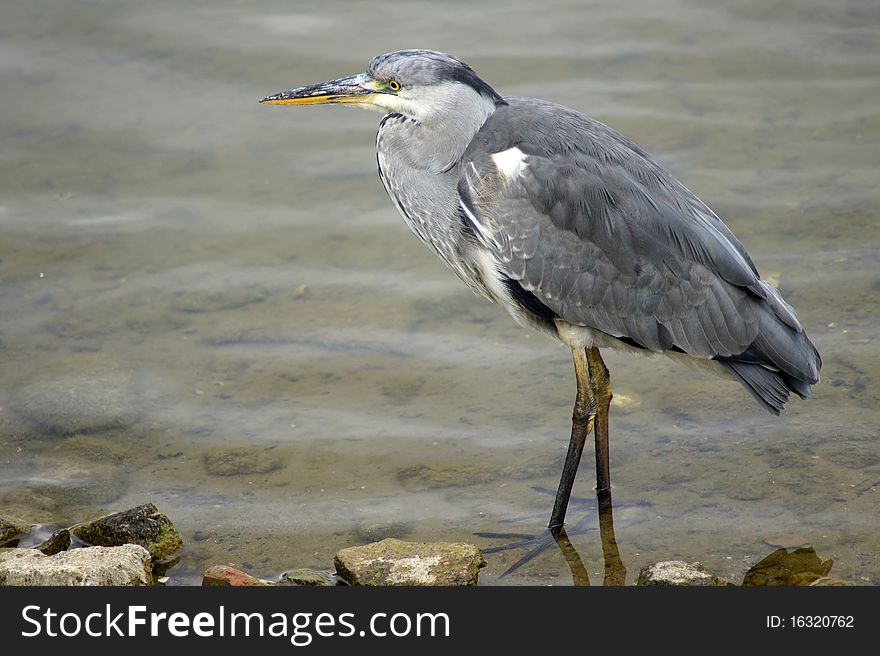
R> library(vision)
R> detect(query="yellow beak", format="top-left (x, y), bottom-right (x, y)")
top-left (260, 73), bottom-right (384, 106)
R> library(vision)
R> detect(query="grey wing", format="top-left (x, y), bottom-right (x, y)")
top-left (459, 147), bottom-right (756, 356)
top-left (457, 102), bottom-right (820, 411)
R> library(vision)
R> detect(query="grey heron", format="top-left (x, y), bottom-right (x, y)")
top-left (260, 50), bottom-right (821, 531)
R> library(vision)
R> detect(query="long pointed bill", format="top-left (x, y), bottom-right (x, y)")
top-left (260, 73), bottom-right (381, 106)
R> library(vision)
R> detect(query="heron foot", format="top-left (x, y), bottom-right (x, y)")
top-left (476, 511), bottom-right (596, 578)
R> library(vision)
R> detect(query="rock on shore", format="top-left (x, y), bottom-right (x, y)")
top-left (637, 560), bottom-right (728, 586)
top-left (0, 518), bottom-right (31, 547)
top-left (71, 503), bottom-right (182, 560)
top-left (334, 538), bottom-right (485, 586)
top-left (0, 545), bottom-right (152, 586)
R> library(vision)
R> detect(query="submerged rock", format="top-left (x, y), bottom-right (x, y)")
top-left (354, 520), bottom-right (414, 543)
top-left (11, 370), bottom-right (140, 436)
top-left (72, 503), bottom-right (182, 560)
top-left (4, 462), bottom-right (128, 512)
top-left (202, 565), bottom-right (272, 586)
top-left (280, 568), bottom-right (340, 587)
top-left (171, 290), bottom-right (265, 314)
top-left (396, 464), bottom-right (494, 490)
top-left (48, 434), bottom-right (132, 466)
top-left (0, 545), bottom-right (151, 586)
top-left (637, 561), bottom-right (728, 586)
top-left (36, 529), bottom-right (72, 556)
top-left (0, 518), bottom-right (31, 547)
top-left (335, 538), bottom-right (485, 586)
top-left (742, 547), bottom-right (833, 586)
top-left (203, 447), bottom-right (283, 476)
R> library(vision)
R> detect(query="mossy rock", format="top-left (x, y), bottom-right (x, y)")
top-left (36, 529), bottom-right (72, 556)
top-left (742, 547), bottom-right (833, 586)
top-left (0, 518), bottom-right (31, 547)
top-left (72, 503), bottom-right (182, 560)
top-left (280, 568), bottom-right (339, 586)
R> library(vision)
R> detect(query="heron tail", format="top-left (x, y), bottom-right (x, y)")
top-left (722, 359), bottom-right (810, 414)
top-left (716, 304), bottom-right (821, 414)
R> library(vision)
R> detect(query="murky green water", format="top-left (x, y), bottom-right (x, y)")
top-left (1, 0), bottom-right (878, 585)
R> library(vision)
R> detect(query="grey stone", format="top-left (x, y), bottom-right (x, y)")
top-left (335, 538), bottom-right (485, 586)
top-left (0, 518), bottom-right (31, 547)
top-left (11, 370), bottom-right (140, 436)
top-left (0, 545), bottom-right (152, 586)
top-left (72, 503), bottom-right (182, 560)
top-left (637, 560), bottom-right (729, 586)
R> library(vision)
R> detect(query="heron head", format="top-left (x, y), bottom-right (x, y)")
top-left (260, 49), bottom-right (504, 124)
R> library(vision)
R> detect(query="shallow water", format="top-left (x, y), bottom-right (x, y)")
top-left (1, 0), bottom-right (878, 585)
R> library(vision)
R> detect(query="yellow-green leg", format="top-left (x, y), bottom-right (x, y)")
top-left (587, 346), bottom-right (612, 493)
top-left (549, 347), bottom-right (596, 530)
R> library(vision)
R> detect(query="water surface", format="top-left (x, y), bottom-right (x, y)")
top-left (1, 0), bottom-right (878, 585)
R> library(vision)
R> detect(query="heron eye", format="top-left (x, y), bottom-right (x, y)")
top-left (387, 80), bottom-right (401, 92)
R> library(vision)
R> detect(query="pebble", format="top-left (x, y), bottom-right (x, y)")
top-left (202, 565), bottom-right (272, 586)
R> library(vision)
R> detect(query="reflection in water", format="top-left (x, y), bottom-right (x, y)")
top-left (480, 490), bottom-right (627, 586)
top-left (483, 491), bottom-right (835, 586)
top-left (596, 492), bottom-right (627, 586)
top-left (550, 492), bottom-right (628, 586)
top-left (549, 528), bottom-right (591, 587)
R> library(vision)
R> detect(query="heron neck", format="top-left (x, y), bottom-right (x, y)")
top-left (383, 95), bottom-right (496, 174)
top-left (375, 95), bottom-right (496, 288)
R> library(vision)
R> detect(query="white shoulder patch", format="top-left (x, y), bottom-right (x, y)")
top-left (490, 147), bottom-right (526, 182)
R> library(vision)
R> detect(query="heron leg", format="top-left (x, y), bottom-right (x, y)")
top-left (587, 346), bottom-right (612, 493)
top-left (549, 347), bottom-right (596, 530)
